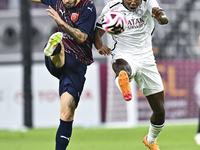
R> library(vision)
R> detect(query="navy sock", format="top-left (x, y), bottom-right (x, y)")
top-left (51, 43), bottom-right (61, 56)
top-left (55, 119), bottom-right (73, 150)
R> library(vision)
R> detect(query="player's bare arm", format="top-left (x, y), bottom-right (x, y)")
top-left (30, 0), bottom-right (42, 3)
top-left (152, 7), bottom-right (169, 25)
top-left (94, 28), bottom-right (112, 56)
top-left (47, 6), bottom-right (88, 44)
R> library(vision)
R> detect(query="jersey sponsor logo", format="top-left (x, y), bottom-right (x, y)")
top-left (71, 13), bottom-right (79, 22)
top-left (127, 17), bottom-right (145, 30)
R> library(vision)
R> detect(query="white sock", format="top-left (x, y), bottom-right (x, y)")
top-left (115, 77), bottom-right (121, 92)
top-left (147, 122), bottom-right (164, 144)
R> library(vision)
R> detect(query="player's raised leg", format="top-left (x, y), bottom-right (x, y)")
top-left (44, 32), bottom-right (63, 56)
top-left (112, 59), bottom-right (132, 101)
top-left (44, 32), bottom-right (65, 68)
top-left (118, 70), bottom-right (132, 101)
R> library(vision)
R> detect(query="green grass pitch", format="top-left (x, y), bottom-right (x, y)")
top-left (0, 124), bottom-right (199, 150)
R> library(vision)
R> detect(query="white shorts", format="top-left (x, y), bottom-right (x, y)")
top-left (111, 53), bottom-right (164, 96)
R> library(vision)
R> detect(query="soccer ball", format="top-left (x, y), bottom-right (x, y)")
top-left (102, 10), bottom-right (127, 35)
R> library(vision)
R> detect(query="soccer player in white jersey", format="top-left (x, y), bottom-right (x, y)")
top-left (94, 0), bottom-right (168, 150)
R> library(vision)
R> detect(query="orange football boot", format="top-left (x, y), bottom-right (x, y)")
top-left (143, 135), bottom-right (160, 150)
top-left (118, 70), bottom-right (132, 101)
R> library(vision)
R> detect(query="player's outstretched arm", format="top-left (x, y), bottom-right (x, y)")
top-left (94, 28), bottom-right (112, 57)
top-left (30, 0), bottom-right (42, 3)
top-left (46, 6), bottom-right (88, 44)
top-left (152, 7), bottom-right (169, 25)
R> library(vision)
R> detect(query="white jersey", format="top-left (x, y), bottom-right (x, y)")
top-left (96, 0), bottom-right (162, 60)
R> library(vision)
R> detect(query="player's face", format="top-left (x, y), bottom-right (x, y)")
top-left (123, 0), bottom-right (141, 12)
top-left (62, 0), bottom-right (79, 8)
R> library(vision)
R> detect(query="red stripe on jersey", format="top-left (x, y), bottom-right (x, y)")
top-left (86, 0), bottom-right (90, 5)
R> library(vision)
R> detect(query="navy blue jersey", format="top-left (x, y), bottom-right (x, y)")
top-left (41, 0), bottom-right (96, 65)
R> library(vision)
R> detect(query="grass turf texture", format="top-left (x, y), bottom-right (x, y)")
top-left (0, 124), bottom-right (199, 150)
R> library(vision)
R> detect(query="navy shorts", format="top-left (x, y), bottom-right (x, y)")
top-left (45, 53), bottom-right (87, 105)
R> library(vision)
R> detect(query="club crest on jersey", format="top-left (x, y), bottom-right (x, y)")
top-left (71, 13), bottom-right (79, 22)
top-left (135, 9), bottom-right (143, 17)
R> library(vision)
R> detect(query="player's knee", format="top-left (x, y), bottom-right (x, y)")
top-left (154, 108), bottom-right (165, 118)
top-left (115, 65), bottom-right (132, 77)
top-left (151, 108), bottom-right (165, 124)
top-left (60, 110), bottom-right (75, 121)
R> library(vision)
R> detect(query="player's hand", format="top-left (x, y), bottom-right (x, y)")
top-left (152, 7), bottom-right (163, 20)
top-left (152, 7), bottom-right (168, 25)
top-left (98, 45), bottom-right (112, 57)
top-left (46, 6), bottom-right (65, 26)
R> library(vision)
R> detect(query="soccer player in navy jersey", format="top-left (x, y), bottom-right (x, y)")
top-left (30, 0), bottom-right (96, 150)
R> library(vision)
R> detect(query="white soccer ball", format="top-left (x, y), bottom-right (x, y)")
top-left (102, 10), bottom-right (127, 35)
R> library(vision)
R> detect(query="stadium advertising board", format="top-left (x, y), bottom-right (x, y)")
top-left (138, 60), bottom-right (200, 121)
top-left (0, 63), bottom-right (101, 130)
